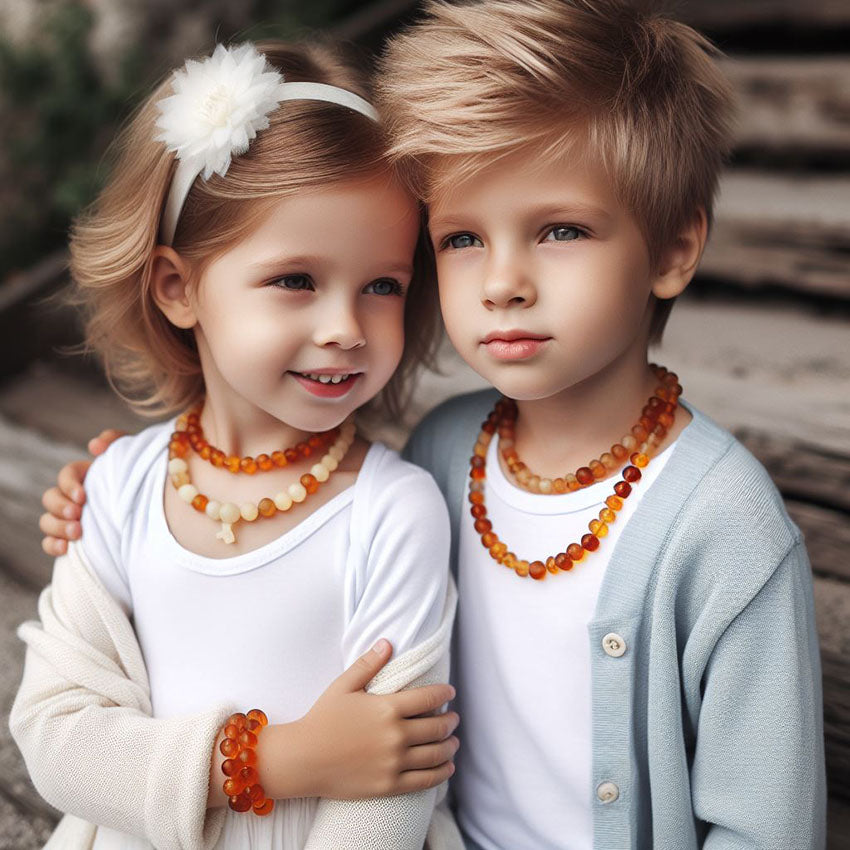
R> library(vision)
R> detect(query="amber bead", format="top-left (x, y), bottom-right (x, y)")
top-left (245, 784), bottom-right (264, 804)
top-left (238, 730), bottom-right (258, 749)
top-left (567, 543), bottom-right (585, 561)
top-left (565, 474), bottom-right (580, 492)
top-left (529, 561), bottom-right (547, 580)
top-left (229, 793), bottom-right (252, 813)
top-left (614, 481), bottom-right (632, 498)
top-left (471, 504), bottom-right (487, 519)
top-left (553, 478), bottom-right (568, 493)
top-left (210, 449), bottom-right (226, 468)
top-left (605, 495), bottom-right (623, 511)
top-left (220, 738), bottom-right (240, 758)
top-left (271, 450), bottom-right (287, 468)
top-left (576, 467), bottom-right (594, 486)
top-left (224, 777), bottom-right (246, 796)
top-left (469, 491), bottom-right (484, 505)
top-left (631, 425), bottom-right (648, 442)
top-left (226, 456), bottom-right (241, 473)
top-left (188, 493), bottom-right (206, 512)
top-left (237, 747), bottom-right (257, 766)
top-left (589, 460), bottom-right (606, 480)
top-left (599, 508), bottom-right (616, 524)
top-left (224, 723), bottom-right (240, 740)
top-left (482, 531), bottom-right (498, 548)
top-left (300, 473), bottom-right (319, 494)
top-left (611, 443), bottom-right (628, 461)
top-left (284, 448), bottom-right (299, 463)
top-left (489, 541), bottom-right (507, 559)
top-left (253, 799), bottom-right (275, 816)
top-left (258, 498), bottom-right (276, 518)
top-left (471, 467), bottom-right (486, 481)
top-left (600, 452), bottom-right (617, 470)
top-left (515, 560), bottom-right (530, 577)
top-left (658, 412), bottom-right (674, 428)
top-left (470, 455), bottom-right (485, 469)
top-left (474, 518), bottom-right (492, 534)
top-left (630, 452), bottom-right (649, 468)
top-left (247, 708), bottom-right (268, 727)
top-left (199, 445), bottom-right (212, 461)
top-left (482, 421), bottom-right (496, 435)
top-left (581, 534), bottom-right (600, 552)
top-left (169, 441), bottom-right (188, 458)
top-left (240, 457), bottom-right (258, 475)
top-left (221, 758), bottom-right (240, 777)
top-left (503, 553), bottom-right (518, 569)
top-left (622, 465), bottom-right (641, 483)
top-left (589, 520), bottom-right (609, 538)
top-left (554, 552), bottom-right (569, 570)
top-left (239, 766), bottom-right (259, 786)
top-left (255, 453), bottom-right (272, 471)
top-left (545, 556), bottom-right (558, 574)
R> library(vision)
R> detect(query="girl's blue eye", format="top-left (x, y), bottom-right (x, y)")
top-left (365, 278), bottom-right (403, 296)
top-left (274, 274), bottom-right (314, 291)
top-left (544, 226), bottom-right (583, 242)
top-left (445, 233), bottom-right (482, 250)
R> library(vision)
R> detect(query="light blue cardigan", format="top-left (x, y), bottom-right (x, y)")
top-left (403, 389), bottom-right (826, 850)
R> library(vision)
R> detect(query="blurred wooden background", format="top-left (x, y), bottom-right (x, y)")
top-left (0, 0), bottom-right (848, 846)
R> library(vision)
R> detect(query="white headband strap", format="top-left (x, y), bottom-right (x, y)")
top-left (156, 44), bottom-right (380, 245)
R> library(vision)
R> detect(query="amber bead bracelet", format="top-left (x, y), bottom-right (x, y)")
top-left (219, 708), bottom-right (274, 816)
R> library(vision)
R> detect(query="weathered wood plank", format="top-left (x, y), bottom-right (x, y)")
top-left (702, 171), bottom-right (850, 299)
top-left (721, 57), bottom-right (850, 158)
top-left (823, 648), bottom-right (850, 802)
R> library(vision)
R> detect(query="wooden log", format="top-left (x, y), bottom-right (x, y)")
top-left (720, 57), bottom-right (850, 160)
top-left (701, 171), bottom-right (850, 299)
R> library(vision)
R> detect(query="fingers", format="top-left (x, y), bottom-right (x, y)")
top-left (88, 429), bottom-right (126, 457)
top-left (395, 760), bottom-right (456, 795)
top-left (41, 537), bottom-right (68, 557)
top-left (404, 712), bottom-right (460, 746)
top-left (333, 639), bottom-right (393, 692)
top-left (42, 485), bottom-right (81, 521)
top-left (401, 736), bottom-right (459, 772)
top-left (39, 509), bottom-right (81, 542)
top-left (391, 683), bottom-right (456, 718)
top-left (58, 460), bottom-right (93, 504)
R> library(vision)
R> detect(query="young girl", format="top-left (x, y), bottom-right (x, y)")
top-left (11, 40), bottom-right (463, 850)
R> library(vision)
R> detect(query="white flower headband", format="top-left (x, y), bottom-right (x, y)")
top-left (155, 42), bottom-right (380, 245)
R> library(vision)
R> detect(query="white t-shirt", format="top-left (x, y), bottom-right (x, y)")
top-left (454, 434), bottom-right (677, 850)
top-left (79, 420), bottom-right (450, 850)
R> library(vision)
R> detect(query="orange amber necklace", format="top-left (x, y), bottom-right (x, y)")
top-left (175, 407), bottom-right (337, 474)
top-left (469, 364), bottom-right (681, 580)
top-left (168, 411), bottom-right (356, 544)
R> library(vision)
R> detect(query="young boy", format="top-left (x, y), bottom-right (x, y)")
top-left (40, 1), bottom-right (826, 847)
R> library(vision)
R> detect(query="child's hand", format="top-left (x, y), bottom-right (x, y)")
top-left (269, 639), bottom-right (459, 800)
top-left (39, 429), bottom-right (126, 556)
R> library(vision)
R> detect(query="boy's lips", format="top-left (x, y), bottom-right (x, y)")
top-left (481, 330), bottom-right (551, 361)
top-left (289, 370), bottom-right (362, 398)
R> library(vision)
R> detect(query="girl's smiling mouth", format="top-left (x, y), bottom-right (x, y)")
top-left (289, 370), bottom-right (363, 397)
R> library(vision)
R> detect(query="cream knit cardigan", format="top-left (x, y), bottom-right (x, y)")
top-left (9, 542), bottom-right (463, 850)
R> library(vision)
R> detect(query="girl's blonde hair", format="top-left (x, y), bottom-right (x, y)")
top-left (377, 0), bottom-right (736, 343)
top-left (72, 40), bottom-right (439, 418)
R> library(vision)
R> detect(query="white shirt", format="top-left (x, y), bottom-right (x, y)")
top-left (79, 420), bottom-right (450, 850)
top-left (454, 434), bottom-right (677, 850)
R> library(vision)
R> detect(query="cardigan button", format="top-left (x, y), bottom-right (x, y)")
top-left (597, 781), bottom-right (620, 803)
top-left (602, 633), bottom-right (627, 657)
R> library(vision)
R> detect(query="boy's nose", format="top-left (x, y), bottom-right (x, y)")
top-left (480, 261), bottom-right (537, 309)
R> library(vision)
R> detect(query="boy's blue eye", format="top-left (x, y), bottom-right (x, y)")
top-left (365, 278), bottom-right (404, 296)
top-left (274, 274), bottom-right (314, 291)
top-left (544, 226), bottom-right (582, 242)
top-left (445, 233), bottom-right (482, 250)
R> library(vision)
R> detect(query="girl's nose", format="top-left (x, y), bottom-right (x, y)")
top-left (313, 306), bottom-right (366, 350)
top-left (481, 256), bottom-right (537, 309)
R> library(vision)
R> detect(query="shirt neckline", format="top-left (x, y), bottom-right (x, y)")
top-left (152, 426), bottom-right (383, 576)
top-left (486, 427), bottom-right (680, 516)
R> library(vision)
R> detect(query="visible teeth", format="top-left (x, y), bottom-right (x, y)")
top-left (302, 372), bottom-right (351, 384)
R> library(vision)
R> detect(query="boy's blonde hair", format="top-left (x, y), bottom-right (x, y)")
top-left (377, 0), bottom-right (736, 342)
top-left (72, 40), bottom-right (439, 418)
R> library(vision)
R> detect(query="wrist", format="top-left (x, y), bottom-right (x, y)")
top-left (256, 719), bottom-right (322, 800)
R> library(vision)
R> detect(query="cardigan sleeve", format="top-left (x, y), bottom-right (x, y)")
top-left (690, 539), bottom-right (826, 849)
top-left (8, 545), bottom-right (231, 850)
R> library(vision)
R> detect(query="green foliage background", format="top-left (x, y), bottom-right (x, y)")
top-left (0, 0), bottom-right (364, 281)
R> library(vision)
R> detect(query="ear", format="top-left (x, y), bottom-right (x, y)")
top-left (651, 208), bottom-right (708, 300)
top-left (150, 246), bottom-right (197, 329)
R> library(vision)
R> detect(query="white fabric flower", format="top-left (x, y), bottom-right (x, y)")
top-left (155, 43), bottom-right (285, 180)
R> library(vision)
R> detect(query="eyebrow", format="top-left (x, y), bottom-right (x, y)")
top-left (429, 201), bottom-right (613, 231)
top-left (249, 255), bottom-right (414, 278)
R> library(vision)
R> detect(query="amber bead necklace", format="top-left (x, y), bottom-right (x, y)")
top-left (469, 364), bottom-right (681, 580)
top-left (168, 410), bottom-right (356, 544)
top-left (173, 407), bottom-right (338, 474)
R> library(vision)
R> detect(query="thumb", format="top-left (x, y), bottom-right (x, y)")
top-left (334, 639), bottom-right (392, 692)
